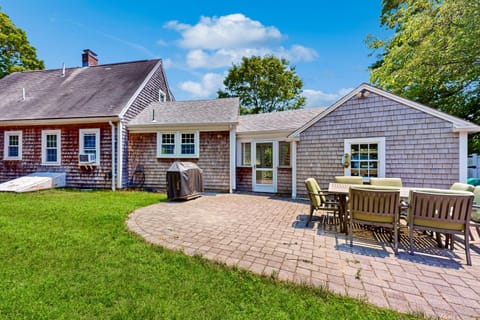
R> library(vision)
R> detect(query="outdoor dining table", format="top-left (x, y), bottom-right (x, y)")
top-left (327, 183), bottom-right (411, 234)
top-left (328, 183), bottom-right (476, 249)
top-left (328, 182), bottom-right (411, 198)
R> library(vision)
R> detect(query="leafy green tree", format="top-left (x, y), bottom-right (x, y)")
top-left (218, 55), bottom-right (305, 114)
top-left (0, 7), bottom-right (44, 78)
top-left (368, 0), bottom-right (480, 150)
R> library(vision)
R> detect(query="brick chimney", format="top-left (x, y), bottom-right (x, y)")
top-left (82, 49), bottom-right (98, 67)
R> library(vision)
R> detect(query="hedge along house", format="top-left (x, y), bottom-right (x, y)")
top-left (0, 50), bottom-right (173, 190)
top-left (290, 83), bottom-right (480, 198)
top-left (127, 98), bottom-right (239, 192)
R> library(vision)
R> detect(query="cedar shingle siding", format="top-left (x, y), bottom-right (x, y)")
top-left (120, 63), bottom-right (171, 187)
top-left (236, 167), bottom-right (252, 192)
top-left (0, 124), bottom-right (113, 188)
top-left (296, 93), bottom-right (460, 198)
top-left (128, 131), bottom-right (230, 191)
top-left (277, 168), bottom-right (292, 194)
top-left (0, 60), bottom-right (170, 189)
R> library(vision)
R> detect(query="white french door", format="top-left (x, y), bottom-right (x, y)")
top-left (253, 141), bottom-right (276, 192)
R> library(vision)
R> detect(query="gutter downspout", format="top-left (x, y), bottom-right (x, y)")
top-left (229, 125), bottom-right (236, 193)
top-left (459, 132), bottom-right (468, 183)
top-left (291, 141), bottom-right (297, 199)
top-left (109, 121), bottom-right (116, 191)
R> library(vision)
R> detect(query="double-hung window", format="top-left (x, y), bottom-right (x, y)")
top-left (160, 133), bottom-right (175, 155)
top-left (278, 141), bottom-right (291, 167)
top-left (79, 129), bottom-right (100, 165)
top-left (42, 130), bottom-right (61, 165)
top-left (4, 131), bottom-right (22, 160)
top-left (240, 142), bottom-right (252, 166)
top-left (181, 133), bottom-right (195, 155)
top-left (157, 132), bottom-right (199, 158)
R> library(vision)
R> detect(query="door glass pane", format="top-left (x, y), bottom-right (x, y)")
top-left (256, 170), bottom-right (273, 184)
top-left (256, 143), bottom-right (272, 169)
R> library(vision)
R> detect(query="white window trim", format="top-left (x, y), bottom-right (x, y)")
top-left (278, 141), bottom-right (292, 168)
top-left (157, 131), bottom-right (199, 158)
top-left (237, 141), bottom-right (252, 167)
top-left (344, 137), bottom-right (386, 181)
top-left (42, 129), bottom-right (61, 166)
top-left (159, 89), bottom-right (166, 102)
top-left (237, 139), bottom-right (293, 168)
top-left (79, 128), bottom-right (101, 165)
top-left (4, 131), bottom-right (22, 160)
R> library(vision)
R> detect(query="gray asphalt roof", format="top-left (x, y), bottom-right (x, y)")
top-left (0, 59), bottom-right (160, 121)
top-left (129, 97), bottom-right (239, 126)
top-left (237, 107), bottom-right (327, 133)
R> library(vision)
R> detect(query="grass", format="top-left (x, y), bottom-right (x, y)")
top-left (0, 189), bottom-right (421, 319)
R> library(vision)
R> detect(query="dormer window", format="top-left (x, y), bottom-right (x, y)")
top-left (159, 90), bottom-right (166, 103)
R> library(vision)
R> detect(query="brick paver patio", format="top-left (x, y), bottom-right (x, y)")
top-left (127, 193), bottom-right (480, 319)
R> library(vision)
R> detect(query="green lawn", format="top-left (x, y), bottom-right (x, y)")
top-left (0, 189), bottom-right (421, 319)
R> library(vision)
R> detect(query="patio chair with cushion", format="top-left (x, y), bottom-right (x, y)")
top-left (334, 176), bottom-right (363, 185)
top-left (370, 177), bottom-right (402, 187)
top-left (450, 182), bottom-right (474, 192)
top-left (469, 187), bottom-right (480, 245)
top-left (472, 186), bottom-right (480, 223)
top-left (348, 186), bottom-right (401, 254)
top-left (304, 178), bottom-right (340, 227)
top-left (408, 189), bottom-right (474, 265)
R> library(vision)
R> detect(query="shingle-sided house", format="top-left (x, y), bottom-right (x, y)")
top-left (127, 98), bottom-right (239, 192)
top-left (235, 108), bottom-right (323, 195)
top-left (1, 54), bottom-right (479, 198)
top-left (290, 83), bottom-right (480, 198)
top-left (0, 50), bottom-right (172, 189)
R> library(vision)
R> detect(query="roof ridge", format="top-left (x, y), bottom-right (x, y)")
top-left (11, 59), bottom-right (161, 75)
top-left (154, 97), bottom-right (239, 104)
top-left (239, 107), bottom-right (325, 118)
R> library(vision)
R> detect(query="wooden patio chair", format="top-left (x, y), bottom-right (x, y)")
top-left (334, 176), bottom-right (363, 185)
top-left (304, 178), bottom-right (340, 227)
top-left (408, 190), bottom-right (474, 265)
top-left (348, 187), bottom-right (401, 254)
top-left (370, 177), bottom-right (402, 187)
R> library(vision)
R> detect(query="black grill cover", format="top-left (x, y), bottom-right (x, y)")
top-left (166, 162), bottom-right (203, 200)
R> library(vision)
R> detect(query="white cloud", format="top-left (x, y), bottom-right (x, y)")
top-left (303, 88), bottom-right (353, 108)
top-left (179, 73), bottom-right (225, 99)
top-left (186, 48), bottom-right (273, 69)
top-left (184, 46), bottom-right (318, 69)
top-left (164, 14), bottom-right (318, 69)
top-left (283, 45), bottom-right (319, 62)
top-left (166, 14), bottom-right (282, 50)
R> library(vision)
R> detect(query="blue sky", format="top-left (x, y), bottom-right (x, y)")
top-left (2, 1), bottom-right (388, 107)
